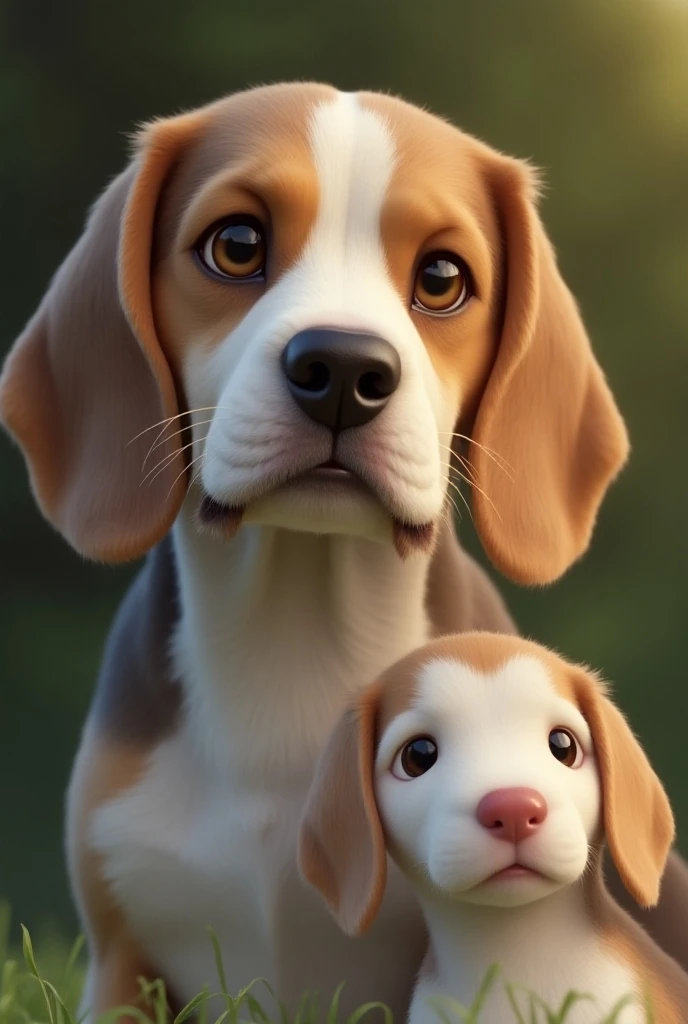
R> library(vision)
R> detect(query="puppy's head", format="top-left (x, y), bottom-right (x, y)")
top-left (298, 633), bottom-right (673, 935)
top-left (0, 84), bottom-right (628, 578)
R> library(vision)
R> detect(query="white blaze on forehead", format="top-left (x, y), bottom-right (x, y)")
top-left (301, 92), bottom-right (397, 310)
top-left (376, 655), bottom-right (593, 770)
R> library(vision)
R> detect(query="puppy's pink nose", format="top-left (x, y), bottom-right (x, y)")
top-left (476, 787), bottom-right (548, 843)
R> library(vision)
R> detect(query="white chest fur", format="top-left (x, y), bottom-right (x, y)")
top-left (91, 722), bottom-right (425, 1018)
top-left (91, 519), bottom-right (430, 1018)
top-left (410, 893), bottom-right (643, 1024)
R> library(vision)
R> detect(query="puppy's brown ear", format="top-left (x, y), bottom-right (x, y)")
top-left (298, 687), bottom-right (387, 937)
top-left (469, 156), bottom-right (630, 585)
top-left (0, 110), bottom-right (206, 562)
top-left (572, 670), bottom-right (674, 908)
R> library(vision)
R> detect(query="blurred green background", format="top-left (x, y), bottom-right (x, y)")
top-left (1, 0), bottom-right (687, 936)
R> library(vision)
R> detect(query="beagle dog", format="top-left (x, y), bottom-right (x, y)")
top-left (0, 80), bottom-right (659, 1018)
top-left (300, 633), bottom-right (688, 1023)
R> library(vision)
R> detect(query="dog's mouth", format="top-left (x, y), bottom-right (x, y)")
top-left (197, 459), bottom-right (436, 558)
top-left (300, 459), bottom-right (356, 481)
top-left (482, 862), bottom-right (549, 885)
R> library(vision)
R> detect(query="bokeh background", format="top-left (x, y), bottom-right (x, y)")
top-left (1, 0), bottom-right (687, 937)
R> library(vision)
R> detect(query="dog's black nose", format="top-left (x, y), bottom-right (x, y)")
top-left (281, 328), bottom-right (401, 431)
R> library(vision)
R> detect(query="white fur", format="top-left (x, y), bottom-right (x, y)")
top-left (191, 89), bottom-right (455, 537)
top-left (88, 91), bottom-right (441, 1019)
top-left (374, 656), bottom-right (643, 1023)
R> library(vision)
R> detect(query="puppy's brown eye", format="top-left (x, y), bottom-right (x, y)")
top-left (198, 217), bottom-right (266, 280)
top-left (549, 728), bottom-right (583, 769)
top-left (412, 253), bottom-right (470, 315)
top-left (393, 737), bottom-right (438, 779)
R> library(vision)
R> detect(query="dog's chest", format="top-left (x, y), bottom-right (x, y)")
top-left (410, 932), bottom-right (643, 1024)
top-left (91, 722), bottom-right (424, 1016)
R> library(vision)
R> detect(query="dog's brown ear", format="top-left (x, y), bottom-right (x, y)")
top-left (0, 111), bottom-right (206, 562)
top-left (298, 687), bottom-right (387, 937)
top-left (572, 669), bottom-right (674, 908)
top-left (469, 156), bottom-right (630, 585)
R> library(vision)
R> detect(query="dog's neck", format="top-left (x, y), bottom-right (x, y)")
top-left (415, 877), bottom-right (628, 1009)
top-left (171, 502), bottom-right (431, 783)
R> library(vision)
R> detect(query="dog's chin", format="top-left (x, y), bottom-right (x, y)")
top-left (196, 467), bottom-right (437, 555)
top-left (434, 858), bottom-right (581, 909)
top-left (457, 870), bottom-right (566, 908)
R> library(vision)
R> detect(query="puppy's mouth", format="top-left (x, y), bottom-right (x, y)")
top-left (484, 863), bottom-right (546, 884)
top-left (197, 458), bottom-right (435, 558)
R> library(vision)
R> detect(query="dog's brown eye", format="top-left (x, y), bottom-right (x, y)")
top-left (198, 217), bottom-right (266, 280)
top-left (413, 253), bottom-right (470, 315)
top-left (393, 737), bottom-right (438, 779)
top-left (549, 728), bottom-right (583, 769)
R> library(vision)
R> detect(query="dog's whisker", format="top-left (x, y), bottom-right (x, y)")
top-left (139, 409), bottom-right (209, 473)
top-left (446, 464), bottom-right (503, 525)
top-left (437, 431), bottom-right (515, 479)
top-left (437, 442), bottom-right (483, 487)
top-left (143, 437), bottom-right (201, 487)
top-left (454, 452), bottom-right (481, 487)
top-left (441, 482), bottom-right (464, 524)
top-left (445, 478), bottom-right (475, 526)
top-left (148, 418), bottom-right (219, 456)
top-left (165, 451), bottom-right (207, 504)
top-left (127, 406), bottom-right (220, 446)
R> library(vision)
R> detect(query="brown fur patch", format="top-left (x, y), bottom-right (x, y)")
top-left (151, 84), bottom-right (331, 375)
top-left (361, 92), bottom-right (501, 431)
top-left (585, 857), bottom-right (688, 1022)
top-left (66, 725), bottom-right (168, 1016)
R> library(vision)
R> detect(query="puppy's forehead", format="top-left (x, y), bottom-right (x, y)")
top-left (377, 633), bottom-right (579, 734)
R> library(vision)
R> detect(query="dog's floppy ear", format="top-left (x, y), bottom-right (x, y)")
top-left (572, 669), bottom-right (674, 908)
top-left (0, 110), bottom-right (206, 562)
top-left (469, 156), bottom-right (630, 585)
top-left (298, 686), bottom-right (387, 937)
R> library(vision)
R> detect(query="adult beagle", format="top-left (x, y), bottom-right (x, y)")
top-left (300, 633), bottom-right (688, 1022)
top-left (2, 82), bottom-right (673, 1018)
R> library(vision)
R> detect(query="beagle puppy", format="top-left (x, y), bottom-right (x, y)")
top-left (0, 81), bottom-right (645, 1019)
top-left (300, 633), bottom-right (688, 1023)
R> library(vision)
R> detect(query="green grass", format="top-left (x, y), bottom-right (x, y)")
top-left (0, 906), bottom-right (651, 1024)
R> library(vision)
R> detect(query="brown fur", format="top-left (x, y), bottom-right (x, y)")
top-left (66, 728), bottom-right (163, 1018)
top-left (0, 81), bottom-right (678, 1000)
top-left (299, 633), bottom-right (688, 1015)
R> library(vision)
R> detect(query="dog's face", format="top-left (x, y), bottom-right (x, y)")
top-left (0, 83), bottom-right (628, 580)
top-left (155, 88), bottom-right (502, 549)
top-left (374, 654), bottom-right (600, 908)
top-left (299, 634), bottom-right (674, 936)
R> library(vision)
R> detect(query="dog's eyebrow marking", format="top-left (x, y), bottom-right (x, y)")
top-left (303, 92), bottom-right (397, 298)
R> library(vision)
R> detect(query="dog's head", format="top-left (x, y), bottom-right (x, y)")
top-left (0, 83), bottom-right (628, 581)
top-left (298, 633), bottom-right (674, 936)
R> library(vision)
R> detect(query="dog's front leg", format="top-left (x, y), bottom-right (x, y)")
top-left (66, 726), bottom-right (171, 1022)
top-left (83, 939), bottom-right (165, 1022)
